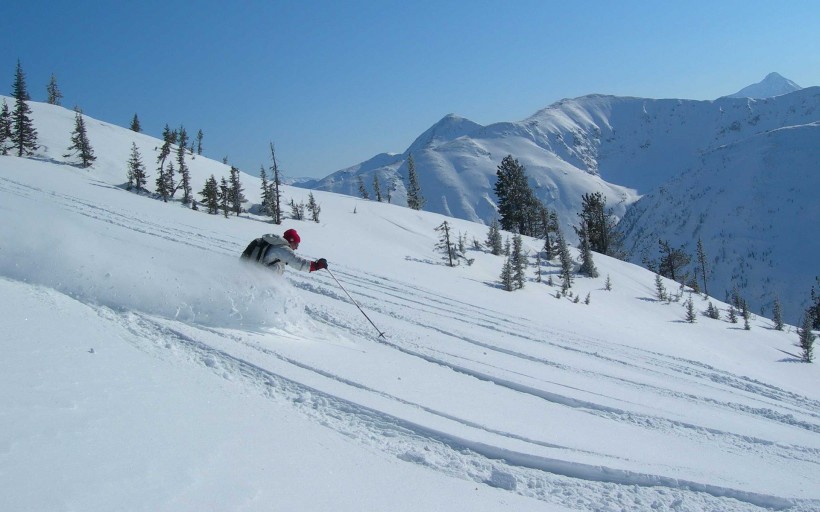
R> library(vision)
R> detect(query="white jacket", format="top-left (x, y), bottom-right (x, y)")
top-left (254, 234), bottom-right (314, 274)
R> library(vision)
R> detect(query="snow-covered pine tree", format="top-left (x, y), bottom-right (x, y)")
top-left (126, 142), bottom-right (147, 192)
top-left (199, 175), bottom-right (220, 214)
top-left (373, 175), bottom-right (383, 202)
top-left (696, 238), bottom-right (709, 296)
top-left (728, 305), bottom-right (738, 324)
top-left (269, 142), bottom-right (283, 224)
top-left (604, 274), bottom-right (612, 291)
top-left (11, 60), bottom-right (38, 157)
top-left (556, 228), bottom-right (573, 291)
top-left (65, 107), bottom-right (95, 168)
top-left (435, 221), bottom-right (456, 267)
top-left (357, 176), bottom-right (369, 199)
top-left (46, 73), bottom-right (62, 105)
top-left (797, 311), bottom-right (815, 363)
top-left (654, 274), bottom-right (667, 301)
top-left (578, 230), bottom-right (599, 278)
top-left (219, 177), bottom-right (230, 218)
top-left (500, 257), bottom-right (514, 291)
top-left (685, 296), bottom-right (696, 323)
top-left (512, 233), bottom-right (526, 289)
top-left (195, 129), bottom-right (203, 155)
top-left (406, 154), bottom-right (425, 210)
top-left (706, 302), bottom-right (720, 320)
top-left (156, 125), bottom-right (175, 191)
top-left (486, 218), bottom-right (503, 256)
top-left (175, 126), bottom-right (191, 204)
top-left (259, 166), bottom-right (270, 216)
top-left (0, 100), bottom-right (11, 155)
top-left (773, 297), bottom-right (784, 330)
top-left (228, 166), bottom-right (244, 215)
top-left (307, 192), bottom-right (321, 222)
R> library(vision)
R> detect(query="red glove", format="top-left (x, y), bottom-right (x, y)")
top-left (310, 258), bottom-right (328, 271)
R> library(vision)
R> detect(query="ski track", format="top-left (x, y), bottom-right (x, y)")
top-left (105, 307), bottom-right (813, 512)
top-left (10, 177), bottom-right (820, 510)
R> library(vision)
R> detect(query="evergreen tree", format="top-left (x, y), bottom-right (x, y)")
top-left (540, 207), bottom-right (559, 260)
top-left (269, 142), bottom-right (283, 224)
top-left (556, 228), bottom-right (573, 291)
top-left (742, 302), bottom-right (751, 330)
top-left (199, 175), bottom-right (220, 214)
top-left (195, 129), bottom-right (204, 155)
top-left (228, 166), bottom-right (244, 215)
top-left (406, 154), bottom-right (425, 210)
top-left (126, 142), bottom-right (147, 192)
top-left (706, 302), bottom-right (720, 320)
top-left (797, 311), bottom-right (816, 363)
top-left (46, 73), bottom-right (63, 105)
top-left (373, 174), bottom-right (383, 202)
top-left (696, 238), bottom-right (709, 296)
top-left (810, 280), bottom-right (820, 330)
top-left (486, 218), bottom-right (503, 256)
top-left (511, 233), bottom-right (526, 289)
top-left (11, 60), bottom-right (38, 156)
top-left (655, 274), bottom-right (668, 301)
top-left (307, 192), bottom-right (321, 222)
top-left (578, 229), bottom-right (599, 278)
top-left (219, 177), bottom-right (230, 217)
top-left (289, 198), bottom-right (305, 220)
top-left (604, 274), bottom-right (612, 291)
top-left (575, 191), bottom-right (623, 258)
top-left (357, 175), bottom-right (370, 199)
top-left (773, 297), bottom-right (784, 331)
top-left (685, 296), bottom-right (697, 323)
top-left (500, 257), bottom-right (514, 291)
top-left (657, 239), bottom-right (690, 282)
top-left (130, 113), bottom-right (141, 132)
top-left (156, 124), bottom-right (175, 191)
top-left (728, 305), bottom-right (738, 324)
top-left (435, 221), bottom-right (456, 267)
top-left (534, 252), bottom-right (542, 283)
top-left (259, 165), bottom-right (271, 215)
top-left (175, 126), bottom-right (191, 203)
top-left (0, 99), bottom-right (11, 155)
top-left (64, 107), bottom-right (95, 168)
top-left (493, 155), bottom-right (542, 236)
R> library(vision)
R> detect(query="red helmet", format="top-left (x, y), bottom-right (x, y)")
top-left (283, 229), bottom-right (300, 244)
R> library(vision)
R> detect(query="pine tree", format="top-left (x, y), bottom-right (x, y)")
top-left (655, 274), bottom-right (668, 301)
top-left (810, 280), bottom-right (820, 330)
top-left (486, 218), bottom-right (503, 256)
top-left (797, 311), bottom-right (815, 363)
top-left (126, 142), bottom-right (147, 192)
top-left (556, 228), bottom-right (573, 291)
top-left (657, 239), bottom-right (691, 282)
top-left (773, 297), bottom-right (784, 331)
top-left (307, 192), bottom-right (321, 222)
top-left (511, 233), bottom-right (526, 289)
top-left (604, 274), bottom-right (612, 291)
top-left (578, 230), bottom-right (599, 278)
top-left (195, 129), bottom-right (204, 155)
top-left (685, 296), bottom-right (697, 323)
top-left (534, 252), bottom-right (542, 283)
top-left (494, 155), bottom-right (542, 236)
top-left (373, 174), bottom-right (383, 202)
top-left (130, 113), bottom-right (141, 132)
top-left (46, 74), bottom-right (63, 105)
top-left (540, 207), bottom-right (559, 260)
top-left (575, 192), bottom-right (623, 258)
top-left (728, 305), bottom-right (738, 324)
top-left (199, 175), bottom-right (220, 214)
top-left (228, 166), bottom-right (244, 215)
top-left (742, 301), bottom-right (751, 330)
top-left (696, 238), bottom-right (709, 296)
top-left (357, 175), bottom-right (370, 199)
top-left (706, 302), bottom-right (720, 320)
top-left (175, 126), bottom-right (191, 204)
top-left (11, 60), bottom-right (38, 156)
top-left (289, 198), bottom-right (305, 220)
top-left (64, 107), bottom-right (95, 168)
top-left (269, 142), bottom-right (283, 224)
top-left (435, 221), bottom-right (456, 267)
top-left (259, 166), bottom-right (270, 216)
top-left (406, 154), bottom-right (425, 210)
top-left (0, 99), bottom-right (11, 155)
top-left (156, 124), bottom-right (175, 192)
top-left (500, 257), bottom-right (514, 291)
top-left (219, 177), bottom-right (230, 218)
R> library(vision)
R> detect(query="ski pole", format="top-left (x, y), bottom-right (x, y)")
top-left (325, 268), bottom-right (386, 339)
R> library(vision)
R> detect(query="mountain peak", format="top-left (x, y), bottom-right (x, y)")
top-left (726, 72), bottom-right (801, 99)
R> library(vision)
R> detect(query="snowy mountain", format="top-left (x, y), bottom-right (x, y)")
top-left (726, 72), bottom-right (802, 99)
top-left (299, 81), bottom-right (819, 324)
top-left (2, 97), bottom-right (820, 512)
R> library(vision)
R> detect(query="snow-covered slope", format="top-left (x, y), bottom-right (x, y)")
top-left (1, 99), bottom-right (819, 512)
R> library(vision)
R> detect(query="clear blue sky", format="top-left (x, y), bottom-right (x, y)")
top-left (3, 0), bottom-right (819, 178)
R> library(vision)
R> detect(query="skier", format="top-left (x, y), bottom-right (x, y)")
top-left (241, 228), bottom-right (328, 275)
